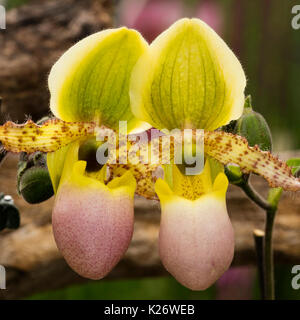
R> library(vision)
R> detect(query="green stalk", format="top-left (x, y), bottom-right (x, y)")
top-left (239, 180), bottom-right (281, 300)
top-left (263, 208), bottom-right (276, 299)
top-left (239, 179), bottom-right (272, 212)
top-left (263, 187), bottom-right (282, 300)
top-left (253, 229), bottom-right (265, 299)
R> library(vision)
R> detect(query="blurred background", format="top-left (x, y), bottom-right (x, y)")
top-left (0, 0), bottom-right (299, 300)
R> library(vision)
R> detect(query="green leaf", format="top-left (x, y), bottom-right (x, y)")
top-left (266, 158), bottom-right (300, 209)
top-left (286, 158), bottom-right (300, 176)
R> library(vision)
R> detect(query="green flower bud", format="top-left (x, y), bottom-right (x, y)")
top-left (234, 96), bottom-right (273, 152)
top-left (18, 166), bottom-right (54, 204)
top-left (17, 152), bottom-right (54, 204)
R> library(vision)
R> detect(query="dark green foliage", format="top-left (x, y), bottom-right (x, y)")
top-left (0, 193), bottom-right (20, 231)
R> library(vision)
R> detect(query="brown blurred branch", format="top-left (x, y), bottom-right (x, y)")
top-left (0, 0), bottom-right (112, 123)
top-left (0, 150), bottom-right (299, 299)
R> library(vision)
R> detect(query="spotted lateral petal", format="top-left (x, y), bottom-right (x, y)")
top-left (204, 131), bottom-right (300, 192)
top-left (108, 129), bottom-right (300, 198)
top-left (0, 119), bottom-right (96, 153)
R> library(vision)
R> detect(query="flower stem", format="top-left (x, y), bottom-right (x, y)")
top-left (239, 179), bottom-right (273, 212)
top-left (253, 229), bottom-right (265, 299)
top-left (239, 179), bottom-right (278, 300)
top-left (264, 208), bottom-right (276, 300)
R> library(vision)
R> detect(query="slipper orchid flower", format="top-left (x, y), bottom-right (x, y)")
top-left (0, 19), bottom-right (299, 289)
top-left (129, 18), bottom-right (300, 289)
